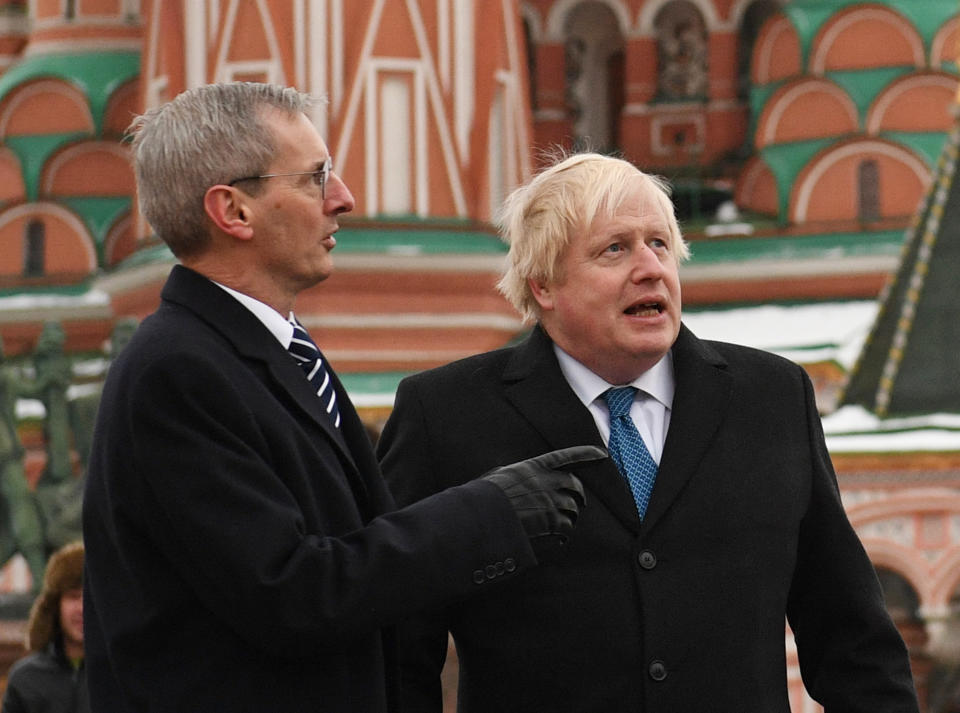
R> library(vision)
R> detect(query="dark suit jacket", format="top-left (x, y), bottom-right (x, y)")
top-left (378, 324), bottom-right (918, 713)
top-left (82, 265), bottom-right (533, 713)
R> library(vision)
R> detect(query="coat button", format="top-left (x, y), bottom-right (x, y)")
top-left (638, 550), bottom-right (657, 570)
top-left (473, 570), bottom-right (485, 585)
top-left (648, 660), bottom-right (667, 681)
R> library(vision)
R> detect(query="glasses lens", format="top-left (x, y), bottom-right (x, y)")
top-left (315, 158), bottom-right (333, 197)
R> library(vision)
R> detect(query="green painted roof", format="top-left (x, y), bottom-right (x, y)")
top-left (59, 197), bottom-right (131, 255)
top-left (339, 371), bottom-right (411, 403)
top-left (758, 138), bottom-right (833, 218)
top-left (112, 225), bottom-right (506, 267)
top-left (687, 228), bottom-right (905, 265)
top-left (4, 133), bottom-right (88, 201)
top-left (882, 131), bottom-right (953, 165)
top-left (0, 51), bottom-right (140, 134)
top-left (334, 226), bottom-right (505, 254)
top-left (756, 129), bottom-right (949, 222)
top-left (781, 0), bottom-right (959, 66)
top-left (826, 67), bottom-right (913, 120)
top-left (840, 124), bottom-right (960, 415)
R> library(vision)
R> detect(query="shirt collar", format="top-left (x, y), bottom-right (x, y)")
top-left (212, 281), bottom-right (295, 348)
top-left (553, 344), bottom-right (675, 411)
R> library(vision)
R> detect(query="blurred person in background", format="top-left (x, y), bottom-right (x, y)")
top-left (2, 541), bottom-right (87, 713)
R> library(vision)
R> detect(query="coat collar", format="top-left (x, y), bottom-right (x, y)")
top-left (501, 323), bottom-right (730, 535)
top-left (159, 265), bottom-right (360, 478)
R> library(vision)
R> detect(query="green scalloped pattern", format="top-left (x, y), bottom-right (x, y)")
top-left (881, 131), bottom-right (952, 165)
top-left (773, 1), bottom-right (958, 80)
top-left (3, 133), bottom-right (88, 201)
top-left (0, 51), bottom-right (139, 134)
top-left (58, 196), bottom-right (131, 258)
top-left (759, 138), bottom-right (835, 218)
top-left (826, 67), bottom-right (914, 121)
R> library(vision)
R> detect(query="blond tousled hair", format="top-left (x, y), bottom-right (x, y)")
top-left (495, 152), bottom-right (689, 323)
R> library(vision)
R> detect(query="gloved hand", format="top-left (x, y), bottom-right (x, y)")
top-left (482, 445), bottom-right (607, 557)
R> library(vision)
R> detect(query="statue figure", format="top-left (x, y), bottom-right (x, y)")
top-left (32, 322), bottom-right (81, 553)
top-left (69, 317), bottom-right (139, 470)
top-left (0, 335), bottom-right (47, 593)
top-left (33, 322), bottom-right (73, 486)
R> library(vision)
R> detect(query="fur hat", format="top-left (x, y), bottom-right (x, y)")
top-left (26, 541), bottom-right (84, 652)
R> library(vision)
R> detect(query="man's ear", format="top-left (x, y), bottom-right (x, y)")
top-left (528, 277), bottom-right (554, 311)
top-left (203, 185), bottom-right (254, 240)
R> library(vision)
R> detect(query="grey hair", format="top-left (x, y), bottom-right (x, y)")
top-left (128, 82), bottom-right (316, 258)
top-left (495, 152), bottom-right (689, 323)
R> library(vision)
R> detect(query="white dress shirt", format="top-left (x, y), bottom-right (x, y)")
top-left (554, 345), bottom-right (674, 464)
top-left (212, 281), bottom-right (295, 349)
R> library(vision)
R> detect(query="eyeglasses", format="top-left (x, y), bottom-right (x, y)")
top-left (228, 157), bottom-right (333, 198)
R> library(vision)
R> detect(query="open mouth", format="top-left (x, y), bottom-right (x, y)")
top-left (624, 302), bottom-right (663, 317)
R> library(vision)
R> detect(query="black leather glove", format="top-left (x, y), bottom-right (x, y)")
top-left (482, 445), bottom-right (606, 556)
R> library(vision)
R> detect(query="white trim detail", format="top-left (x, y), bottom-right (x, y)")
top-left (761, 79), bottom-right (857, 146)
top-left (0, 202), bottom-right (98, 273)
top-left (811, 8), bottom-right (924, 74)
top-left (546, 0), bottom-right (632, 41)
top-left (793, 141), bottom-right (929, 221)
top-left (867, 74), bottom-right (958, 134)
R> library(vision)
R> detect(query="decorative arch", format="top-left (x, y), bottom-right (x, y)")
top-left (847, 490), bottom-right (960, 611)
top-left (0, 79), bottom-right (93, 137)
top-left (653, 1), bottom-right (709, 100)
top-left (559, 2), bottom-right (626, 152)
top-left (733, 155), bottom-right (778, 216)
top-left (636, 0), bottom-right (718, 36)
top-left (931, 15), bottom-right (960, 69)
top-left (791, 138), bottom-right (929, 222)
top-left (41, 140), bottom-right (133, 197)
top-left (0, 202), bottom-right (97, 279)
top-left (755, 77), bottom-right (857, 148)
top-left (545, 0), bottom-right (631, 42)
top-left (0, 147), bottom-right (25, 203)
top-left (727, 0), bottom-right (782, 30)
top-left (931, 548), bottom-right (960, 608)
top-left (104, 210), bottom-right (136, 266)
top-left (519, 2), bottom-right (544, 42)
top-left (866, 72), bottom-right (958, 134)
top-left (103, 78), bottom-right (140, 137)
top-left (750, 12), bottom-right (799, 85)
top-left (861, 540), bottom-right (935, 605)
top-left (810, 5), bottom-right (924, 74)
top-left (735, 0), bottom-right (783, 101)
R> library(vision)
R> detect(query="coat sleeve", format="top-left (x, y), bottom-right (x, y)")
top-left (101, 350), bottom-right (535, 659)
top-left (786, 369), bottom-right (919, 713)
top-left (377, 375), bottom-right (461, 713)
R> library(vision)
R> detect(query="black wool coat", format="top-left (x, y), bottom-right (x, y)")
top-left (82, 265), bottom-right (531, 713)
top-left (378, 324), bottom-right (919, 713)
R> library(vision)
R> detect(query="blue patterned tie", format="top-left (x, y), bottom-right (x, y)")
top-left (288, 320), bottom-right (341, 429)
top-left (603, 386), bottom-right (658, 519)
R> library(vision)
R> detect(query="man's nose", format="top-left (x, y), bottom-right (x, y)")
top-left (629, 243), bottom-right (665, 280)
top-left (325, 172), bottom-right (355, 214)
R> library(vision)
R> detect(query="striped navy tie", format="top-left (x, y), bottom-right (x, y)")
top-left (288, 320), bottom-right (341, 429)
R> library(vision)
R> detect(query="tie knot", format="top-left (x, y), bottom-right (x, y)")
top-left (603, 386), bottom-right (637, 418)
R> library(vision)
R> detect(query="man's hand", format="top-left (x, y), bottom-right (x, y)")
top-left (482, 446), bottom-right (607, 557)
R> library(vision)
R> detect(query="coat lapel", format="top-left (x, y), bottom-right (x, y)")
top-left (160, 266), bottom-right (366, 497)
top-left (501, 323), bottom-right (731, 536)
top-left (640, 324), bottom-right (730, 534)
top-left (501, 326), bottom-right (641, 532)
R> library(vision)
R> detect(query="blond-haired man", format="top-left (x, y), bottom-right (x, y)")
top-left (378, 153), bottom-right (918, 712)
